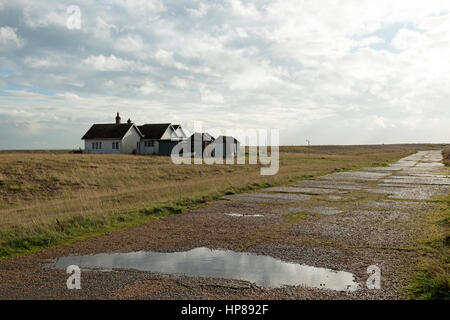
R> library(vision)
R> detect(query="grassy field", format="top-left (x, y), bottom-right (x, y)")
top-left (0, 144), bottom-right (446, 258)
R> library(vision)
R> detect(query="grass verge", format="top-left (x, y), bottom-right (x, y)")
top-left (0, 180), bottom-right (279, 259)
top-left (407, 193), bottom-right (450, 300)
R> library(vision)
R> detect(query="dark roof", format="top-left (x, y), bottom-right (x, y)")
top-left (190, 132), bottom-right (215, 142)
top-left (81, 123), bottom-right (140, 140)
top-left (172, 124), bottom-right (180, 130)
top-left (215, 136), bottom-right (240, 143)
top-left (138, 123), bottom-right (171, 139)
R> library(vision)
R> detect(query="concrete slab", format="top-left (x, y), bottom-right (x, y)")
top-left (224, 193), bottom-right (311, 203)
top-left (318, 171), bottom-right (391, 182)
top-left (263, 186), bottom-right (334, 195)
top-left (293, 180), bottom-right (364, 190)
top-left (356, 200), bottom-right (430, 211)
top-left (365, 186), bottom-right (443, 200)
top-left (383, 176), bottom-right (450, 185)
top-left (288, 206), bottom-right (343, 215)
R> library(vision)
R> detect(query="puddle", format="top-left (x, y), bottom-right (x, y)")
top-left (51, 247), bottom-right (359, 291)
top-left (225, 213), bottom-right (264, 217)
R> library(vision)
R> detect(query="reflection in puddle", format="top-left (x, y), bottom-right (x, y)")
top-left (225, 213), bottom-right (264, 217)
top-left (52, 247), bottom-right (359, 291)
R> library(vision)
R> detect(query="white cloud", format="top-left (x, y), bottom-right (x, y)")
top-left (391, 29), bottom-right (422, 50)
top-left (0, 26), bottom-right (24, 47)
top-left (115, 34), bottom-right (144, 52)
top-left (186, 3), bottom-right (209, 17)
top-left (1, 0), bottom-right (450, 147)
top-left (94, 17), bottom-right (118, 40)
top-left (229, 0), bottom-right (260, 18)
top-left (355, 36), bottom-right (385, 48)
top-left (138, 80), bottom-right (159, 95)
top-left (200, 86), bottom-right (224, 104)
top-left (170, 77), bottom-right (188, 89)
top-left (22, 4), bottom-right (67, 28)
top-left (24, 56), bottom-right (55, 68)
top-left (83, 54), bottom-right (132, 71)
top-left (104, 80), bottom-right (115, 87)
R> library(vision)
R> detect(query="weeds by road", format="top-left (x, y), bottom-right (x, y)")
top-left (407, 193), bottom-right (450, 299)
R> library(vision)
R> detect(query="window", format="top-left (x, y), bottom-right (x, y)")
top-left (92, 142), bottom-right (95, 149)
top-left (99, 142), bottom-right (102, 149)
top-left (112, 142), bottom-right (119, 150)
top-left (145, 141), bottom-right (154, 147)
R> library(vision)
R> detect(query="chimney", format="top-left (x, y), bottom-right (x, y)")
top-left (127, 118), bottom-right (132, 124)
top-left (115, 112), bottom-right (121, 124)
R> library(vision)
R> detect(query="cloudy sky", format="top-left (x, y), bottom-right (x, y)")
top-left (0, 0), bottom-right (449, 149)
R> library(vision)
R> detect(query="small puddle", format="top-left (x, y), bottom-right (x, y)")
top-left (51, 247), bottom-right (359, 291)
top-left (225, 213), bottom-right (264, 217)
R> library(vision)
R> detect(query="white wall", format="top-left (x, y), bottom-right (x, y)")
top-left (83, 126), bottom-right (141, 154)
top-left (121, 126), bottom-right (141, 154)
top-left (175, 127), bottom-right (187, 139)
top-left (84, 139), bottom-right (121, 154)
top-left (140, 140), bottom-right (159, 155)
top-left (161, 126), bottom-right (177, 140)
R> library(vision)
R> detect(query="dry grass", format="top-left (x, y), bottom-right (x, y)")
top-left (443, 148), bottom-right (450, 166)
top-left (0, 144), bottom-right (443, 258)
top-left (407, 193), bottom-right (450, 300)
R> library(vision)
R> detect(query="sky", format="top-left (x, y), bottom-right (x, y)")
top-left (0, 0), bottom-right (449, 149)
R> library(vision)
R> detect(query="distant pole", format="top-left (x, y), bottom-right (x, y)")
top-left (306, 139), bottom-right (310, 146)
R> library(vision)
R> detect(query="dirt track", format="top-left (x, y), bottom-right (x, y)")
top-left (0, 150), bottom-right (449, 299)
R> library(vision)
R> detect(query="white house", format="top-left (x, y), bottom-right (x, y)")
top-left (138, 123), bottom-right (186, 155)
top-left (82, 113), bottom-right (143, 154)
top-left (81, 113), bottom-right (187, 155)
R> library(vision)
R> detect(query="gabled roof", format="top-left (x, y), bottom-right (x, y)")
top-left (190, 132), bottom-right (215, 142)
top-left (82, 123), bottom-right (142, 140)
top-left (138, 123), bottom-right (172, 139)
top-left (172, 124), bottom-right (180, 130)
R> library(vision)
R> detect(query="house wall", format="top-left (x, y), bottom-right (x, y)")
top-left (161, 126), bottom-right (177, 140)
top-left (140, 139), bottom-right (159, 155)
top-left (121, 126), bottom-right (141, 154)
top-left (84, 139), bottom-right (121, 154)
top-left (175, 127), bottom-right (187, 139)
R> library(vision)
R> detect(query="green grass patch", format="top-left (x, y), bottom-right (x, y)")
top-left (283, 212), bottom-right (312, 223)
top-left (407, 193), bottom-right (450, 300)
